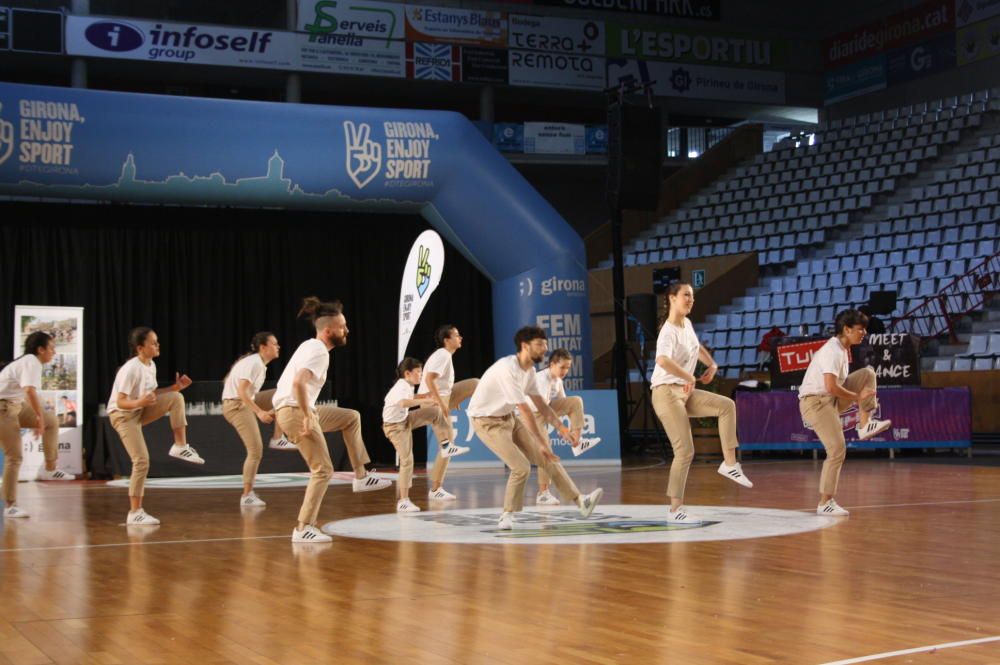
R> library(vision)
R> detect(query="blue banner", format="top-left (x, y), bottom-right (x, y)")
top-left (0, 82), bottom-right (593, 386)
top-left (428, 390), bottom-right (622, 466)
top-left (493, 122), bottom-right (524, 152)
top-left (824, 55), bottom-right (887, 103)
top-left (886, 32), bottom-right (956, 85)
top-left (585, 125), bottom-right (608, 154)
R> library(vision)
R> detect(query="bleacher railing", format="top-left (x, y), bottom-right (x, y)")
top-left (890, 251), bottom-right (1000, 342)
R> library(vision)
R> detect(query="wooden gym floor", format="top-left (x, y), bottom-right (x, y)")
top-left (1, 458), bottom-right (999, 664)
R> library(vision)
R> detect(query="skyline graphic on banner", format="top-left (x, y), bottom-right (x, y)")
top-left (1, 150), bottom-right (425, 211)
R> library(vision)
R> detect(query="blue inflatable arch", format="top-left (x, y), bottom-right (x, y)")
top-left (0, 82), bottom-right (593, 386)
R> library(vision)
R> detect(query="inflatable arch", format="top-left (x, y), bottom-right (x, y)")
top-left (0, 82), bottom-right (593, 386)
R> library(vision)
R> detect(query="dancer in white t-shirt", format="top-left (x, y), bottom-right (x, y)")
top-left (468, 326), bottom-right (603, 531)
top-left (0, 332), bottom-right (68, 518)
top-left (274, 297), bottom-right (391, 544)
top-left (799, 308), bottom-right (892, 517)
top-left (107, 327), bottom-right (200, 526)
top-left (222, 331), bottom-right (293, 509)
top-left (382, 357), bottom-right (454, 513)
top-left (529, 349), bottom-right (600, 506)
top-left (651, 282), bottom-right (753, 525)
top-left (418, 324), bottom-right (473, 501)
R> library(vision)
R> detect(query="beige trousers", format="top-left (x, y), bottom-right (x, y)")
top-left (222, 389), bottom-right (276, 488)
top-left (652, 385), bottom-right (739, 502)
top-left (427, 378), bottom-right (478, 488)
top-left (109, 392), bottom-right (188, 497)
top-left (799, 367), bottom-right (878, 497)
top-left (534, 395), bottom-right (585, 488)
top-left (276, 405), bottom-right (372, 526)
top-left (382, 405), bottom-right (450, 495)
top-left (0, 400), bottom-right (60, 503)
top-left (471, 413), bottom-right (580, 513)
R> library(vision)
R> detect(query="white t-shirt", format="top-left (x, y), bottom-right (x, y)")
top-left (382, 378), bottom-right (415, 424)
top-left (0, 355), bottom-right (43, 403)
top-left (417, 348), bottom-right (454, 397)
top-left (107, 357), bottom-right (158, 413)
top-left (798, 337), bottom-right (849, 398)
top-left (467, 355), bottom-right (541, 418)
top-left (222, 354), bottom-right (267, 400)
top-left (528, 368), bottom-right (565, 413)
top-left (650, 318), bottom-right (701, 388)
top-left (273, 339), bottom-right (329, 411)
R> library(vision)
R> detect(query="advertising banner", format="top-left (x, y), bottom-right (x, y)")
top-left (12, 305), bottom-right (84, 478)
top-left (67, 15), bottom-right (405, 78)
top-left (510, 50), bottom-right (605, 90)
top-left (508, 14), bottom-right (604, 55)
top-left (398, 230), bottom-right (445, 363)
top-left (607, 23), bottom-right (785, 68)
top-left (524, 122), bottom-right (585, 154)
top-left (957, 14), bottom-right (1000, 64)
top-left (956, 0), bottom-right (1000, 27)
top-left (428, 390), bottom-right (622, 467)
top-left (493, 122), bottom-right (524, 152)
top-left (404, 5), bottom-right (506, 47)
top-left (824, 0), bottom-right (952, 67)
top-left (886, 32), bottom-right (956, 84)
top-left (461, 45), bottom-right (508, 84)
top-left (824, 55), bottom-right (887, 103)
top-left (297, 0), bottom-right (405, 39)
top-left (585, 125), bottom-right (607, 153)
top-left (736, 387), bottom-right (970, 450)
top-left (607, 58), bottom-right (786, 103)
top-left (531, 0), bottom-right (720, 21)
top-left (406, 42), bottom-right (460, 80)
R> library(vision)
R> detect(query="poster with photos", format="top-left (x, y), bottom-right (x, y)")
top-left (10, 306), bottom-right (84, 478)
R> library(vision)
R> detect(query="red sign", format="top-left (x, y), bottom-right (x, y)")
top-left (824, 0), bottom-right (952, 67)
top-left (775, 339), bottom-right (853, 374)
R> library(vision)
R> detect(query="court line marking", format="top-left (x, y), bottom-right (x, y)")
top-left (3, 497), bottom-right (1000, 553)
top-left (818, 635), bottom-right (1000, 664)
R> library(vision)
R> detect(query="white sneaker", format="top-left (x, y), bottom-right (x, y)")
top-left (817, 499), bottom-right (849, 516)
top-left (577, 488), bottom-right (604, 517)
top-left (168, 444), bottom-right (205, 464)
top-left (4, 504), bottom-right (29, 518)
top-left (125, 508), bottom-right (160, 525)
top-left (536, 490), bottom-right (561, 506)
top-left (37, 468), bottom-right (74, 481)
top-left (497, 512), bottom-right (513, 530)
top-left (572, 437), bottom-right (602, 457)
top-left (666, 507), bottom-right (701, 524)
top-left (352, 472), bottom-right (392, 493)
top-left (268, 436), bottom-right (297, 451)
top-left (396, 498), bottom-right (421, 513)
top-left (428, 487), bottom-right (456, 501)
top-left (717, 461), bottom-right (754, 488)
top-left (240, 492), bottom-right (266, 508)
top-left (440, 443), bottom-right (471, 458)
top-left (857, 418), bottom-right (892, 441)
top-left (291, 524), bottom-right (332, 543)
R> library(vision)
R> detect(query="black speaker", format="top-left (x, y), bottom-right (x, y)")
top-left (867, 290), bottom-right (897, 315)
top-left (608, 101), bottom-right (663, 211)
top-left (626, 293), bottom-right (658, 345)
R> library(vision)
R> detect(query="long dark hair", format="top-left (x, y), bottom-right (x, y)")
top-left (225, 331), bottom-right (276, 380)
top-left (1, 331), bottom-right (53, 370)
top-left (660, 281), bottom-right (692, 326)
top-left (128, 326), bottom-right (154, 356)
top-left (396, 357), bottom-right (422, 379)
top-left (298, 296), bottom-right (343, 324)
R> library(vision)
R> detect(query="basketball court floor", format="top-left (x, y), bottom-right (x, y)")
top-left (2, 458), bottom-right (998, 664)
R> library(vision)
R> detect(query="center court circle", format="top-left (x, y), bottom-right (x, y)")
top-left (320, 504), bottom-right (842, 545)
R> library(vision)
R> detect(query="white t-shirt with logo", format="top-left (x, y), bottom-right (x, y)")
top-left (799, 337), bottom-right (849, 398)
top-left (528, 368), bottom-right (565, 413)
top-left (467, 355), bottom-right (542, 418)
top-left (0, 355), bottom-right (43, 403)
top-left (222, 354), bottom-right (267, 400)
top-left (650, 318), bottom-right (701, 388)
top-left (382, 378), bottom-right (415, 424)
top-left (273, 339), bottom-right (329, 412)
top-left (417, 347), bottom-right (454, 397)
top-left (107, 357), bottom-right (158, 413)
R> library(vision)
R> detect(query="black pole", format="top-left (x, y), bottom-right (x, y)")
top-left (609, 204), bottom-right (631, 449)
